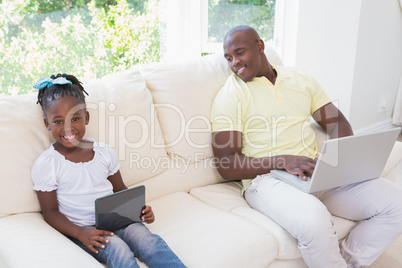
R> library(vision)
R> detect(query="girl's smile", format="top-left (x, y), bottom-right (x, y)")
top-left (62, 134), bottom-right (77, 142)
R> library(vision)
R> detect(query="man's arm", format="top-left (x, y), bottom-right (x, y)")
top-left (212, 131), bottom-right (317, 180)
top-left (312, 102), bottom-right (353, 139)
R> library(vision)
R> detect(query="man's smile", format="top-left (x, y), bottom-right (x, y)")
top-left (236, 66), bottom-right (246, 75)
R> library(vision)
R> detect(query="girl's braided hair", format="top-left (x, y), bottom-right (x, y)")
top-left (36, 74), bottom-right (88, 113)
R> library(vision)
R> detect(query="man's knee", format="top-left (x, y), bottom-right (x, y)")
top-left (291, 207), bottom-right (335, 243)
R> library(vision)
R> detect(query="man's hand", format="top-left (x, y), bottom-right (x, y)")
top-left (283, 155), bottom-right (316, 180)
top-left (77, 227), bottom-right (114, 254)
top-left (141, 205), bottom-right (155, 224)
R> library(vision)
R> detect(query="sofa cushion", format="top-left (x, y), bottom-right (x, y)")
top-left (0, 213), bottom-right (103, 267)
top-left (147, 192), bottom-right (278, 268)
top-left (139, 53), bottom-right (232, 163)
top-left (133, 160), bottom-right (225, 202)
top-left (139, 47), bottom-right (283, 164)
top-left (83, 68), bottom-right (167, 186)
top-left (189, 181), bottom-right (358, 260)
top-left (0, 93), bottom-right (51, 217)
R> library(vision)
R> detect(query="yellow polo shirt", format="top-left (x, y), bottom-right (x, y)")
top-left (210, 66), bottom-right (330, 192)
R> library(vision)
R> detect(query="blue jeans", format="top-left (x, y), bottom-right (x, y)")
top-left (70, 223), bottom-right (186, 268)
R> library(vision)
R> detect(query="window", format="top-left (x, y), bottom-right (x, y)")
top-left (1, 0), bottom-right (279, 95)
top-left (160, 0), bottom-right (278, 61)
top-left (201, 0), bottom-right (276, 54)
top-left (0, 0), bottom-right (159, 95)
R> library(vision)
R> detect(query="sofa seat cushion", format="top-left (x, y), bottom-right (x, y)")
top-left (0, 213), bottom-right (103, 268)
top-left (190, 182), bottom-right (358, 260)
top-left (146, 192), bottom-right (278, 268)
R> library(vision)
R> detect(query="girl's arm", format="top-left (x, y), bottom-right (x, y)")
top-left (37, 190), bottom-right (113, 254)
top-left (107, 170), bottom-right (155, 223)
top-left (107, 170), bottom-right (127, 193)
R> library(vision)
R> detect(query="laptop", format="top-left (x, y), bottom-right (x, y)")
top-left (95, 185), bottom-right (145, 232)
top-left (270, 127), bottom-right (401, 193)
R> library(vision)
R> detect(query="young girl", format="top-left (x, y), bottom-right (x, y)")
top-left (31, 74), bottom-right (186, 268)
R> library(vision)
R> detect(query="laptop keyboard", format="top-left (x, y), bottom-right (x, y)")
top-left (299, 176), bottom-right (311, 182)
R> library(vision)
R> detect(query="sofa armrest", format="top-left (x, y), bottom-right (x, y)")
top-left (382, 141), bottom-right (402, 183)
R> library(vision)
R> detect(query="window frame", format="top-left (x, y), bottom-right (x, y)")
top-left (198, 0), bottom-right (294, 62)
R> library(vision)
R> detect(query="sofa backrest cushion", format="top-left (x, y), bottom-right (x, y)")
top-left (139, 47), bottom-right (283, 162)
top-left (0, 94), bottom-right (51, 217)
top-left (140, 53), bottom-right (232, 162)
top-left (83, 68), bottom-right (167, 186)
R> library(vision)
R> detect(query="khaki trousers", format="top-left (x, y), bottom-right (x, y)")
top-left (244, 175), bottom-right (402, 268)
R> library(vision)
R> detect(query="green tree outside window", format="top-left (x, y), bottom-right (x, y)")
top-left (0, 0), bottom-right (159, 95)
top-left (0, 0), bottom-right (276, 95)
top-left (208, 0), bottom-right (276, 43)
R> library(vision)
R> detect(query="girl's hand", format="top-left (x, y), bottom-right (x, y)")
top-left (141, 205), bottom-right (155, 224)
top-left (77, 227), bottom-right (114, 254)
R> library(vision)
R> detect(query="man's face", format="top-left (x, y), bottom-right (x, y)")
top-left (223, 32), bottom-right (263, 82)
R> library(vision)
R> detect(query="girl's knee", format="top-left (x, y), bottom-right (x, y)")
top-left (101, 236), bottom-right (137, 267)
top-left (125, 222), bottom-right (150, 236)
top-left (105, 235), bottom-right (135, 257)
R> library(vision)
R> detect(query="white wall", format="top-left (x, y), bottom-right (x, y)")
top-left (292, 0), bottom-right (402, 132)
top-left (349, 0), bottom-right (402, 131)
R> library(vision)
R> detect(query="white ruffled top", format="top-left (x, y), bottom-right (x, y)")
top-left (31, 138), bottom-right (119, 227)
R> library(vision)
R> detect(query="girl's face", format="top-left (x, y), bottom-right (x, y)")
top-left (44, 96), bottom-right (89, 150)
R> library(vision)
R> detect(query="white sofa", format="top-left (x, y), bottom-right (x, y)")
top-left (1, 51), bottom-right (402, 268)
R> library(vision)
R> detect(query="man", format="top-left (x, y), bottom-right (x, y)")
top-left (210, 25), bottom-right (402, 268)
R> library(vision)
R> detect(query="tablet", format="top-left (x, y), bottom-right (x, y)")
top-left (95, 185), bottom-right (145, 232)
